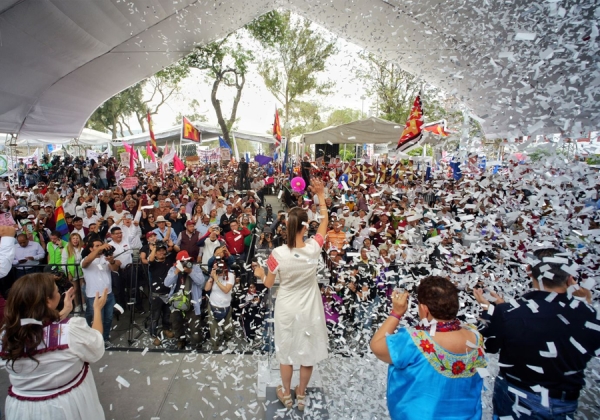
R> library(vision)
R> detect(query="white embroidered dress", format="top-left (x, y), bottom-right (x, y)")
top-left (267, 234), bottom-right (329, 366)
top-left (1, 317), bottom-right (105, 420)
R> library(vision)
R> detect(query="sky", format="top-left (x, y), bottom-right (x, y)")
top-left (141, 25), bottom-right (377, 136)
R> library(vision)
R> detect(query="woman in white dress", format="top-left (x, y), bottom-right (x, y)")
top-left (254, 178), bottom-right (329, 411)
top-left (0, 273), bottom-right (108, 420)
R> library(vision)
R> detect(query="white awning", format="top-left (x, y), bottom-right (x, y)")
top-left (1, 0), bottom-right (598, 142)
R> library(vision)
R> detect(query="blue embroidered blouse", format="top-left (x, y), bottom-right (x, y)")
top-left (385, 326), bottom-right (487, 419)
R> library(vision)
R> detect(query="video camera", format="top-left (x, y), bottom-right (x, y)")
top-left (155, 240), bottom-right (168, 250)
top-left (102, 245), bottom-right (115, 257)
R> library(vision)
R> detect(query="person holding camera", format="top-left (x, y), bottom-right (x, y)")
top-left (256, 226), bottom-right (275, 251)
top-left (148, 239), bottom-right (176, 345)
top-left (164, 251), bottom-right (206, 350)
top-left (223, 220), bottom-right (251, 261)
top-left (81, 238), bottom-right (121, 346)
top-left (198, 225), bottom-right (225, 266)
top-left (205, 257), bottom-right (236, 351)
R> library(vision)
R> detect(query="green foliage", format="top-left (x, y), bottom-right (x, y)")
top-left (286, 101), bottom-right (325, 137)
top-left (86, 61), bottom-right (190, 139)
top-left (246, 11), bottom-right (337, 137)
top-left (407, 145), bottom-right (433, 157)
top-left (184, 36), bottom-right (253, 148)
top-left (339, 148), bottom-right (356, 162)
top-left (326, 108), bottom-right (362, 126)
top-left (528, 147), bottom-right (553, 162)
top-left (174, 99), bottom-right (208, 125)
top-left (586, 155), bottom-right (600, 165)
top-left (355, 52), bottom-right (446, 125)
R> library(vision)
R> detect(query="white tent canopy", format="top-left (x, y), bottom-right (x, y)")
top-left (1, 0), bottom-right (598, 142)
top-left (301, 117), bottom-right (403, 145)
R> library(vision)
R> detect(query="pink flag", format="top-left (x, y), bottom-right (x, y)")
top-left (123, 142), bottom-right (138, 160)
top-left (146, 142), bottom-right (156, 162)
top-left (173, 153), bottom-right (185, 172)
top-left (129, 146), bottom-right (135, 176)
top-left (164, 142), bottom-right (169, 156)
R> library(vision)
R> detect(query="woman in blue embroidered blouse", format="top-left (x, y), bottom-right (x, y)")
top-left (370, 276), bottom-right (487, 420)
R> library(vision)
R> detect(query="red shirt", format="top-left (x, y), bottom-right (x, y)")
top-left (224, 226), bottom-right (251, 255)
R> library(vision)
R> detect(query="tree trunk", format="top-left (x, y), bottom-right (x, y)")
top-left (211, 74), bottom-right (232, 147)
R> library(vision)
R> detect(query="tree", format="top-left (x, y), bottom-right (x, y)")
top-left (325, 108), bottom-right (361, 127)
top-left (286, 101), bottom-right (326, 137)
top-left (136, 62), bottom-right (190, 132)
top-left (355, 52), bottom-right (445, 125)
top-left (174, 99), bottom-right (208, 125)
top-left (184, 36), bottom-right (253, 148)
top-left (86, 84), bottom-right (144, 139)
top-left (247, 11), bottom-right (337, 139)
top-left (86, 62), bottom-right (189, 138)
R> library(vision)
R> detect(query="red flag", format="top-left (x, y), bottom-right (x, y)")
top-left (423, 120), bottom-right (451, 136)
top-left (128, 143), bottom-right (135, 176)
top-left (397, 95), bottom-right (424, 151)
top-left (146, 142), bottom-right (156, 162)
top-left (147, 110), bottom-right (157, 152)
top-left (173, 153), bottom-right (185, 172)
top-left (123, 142), bottom-right (137, 160)
top-left (181, 116), bottom-right (201, 142)
top-left (273, 108), bottom-right (282, 146)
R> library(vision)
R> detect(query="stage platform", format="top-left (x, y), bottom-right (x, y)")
top-left (0, 350), bottom-right (599, 419)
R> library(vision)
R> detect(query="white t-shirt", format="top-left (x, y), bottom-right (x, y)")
top-left (81, 255), bottom-right (112, 298)
top-left (110, 239), bottom-right (132, 266)
top-left (82, 214), bottom-right (99, 228)
top-left (209, 272), bottom-right (235, 307)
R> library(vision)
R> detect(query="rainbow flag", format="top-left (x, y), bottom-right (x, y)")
top-left (54, 205), bottom-right (70, 241)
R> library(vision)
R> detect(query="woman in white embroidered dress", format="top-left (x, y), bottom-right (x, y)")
top-left (254, 178), bottom-right (329, 411)
top-left (1, 273), bottom-right (108, 420)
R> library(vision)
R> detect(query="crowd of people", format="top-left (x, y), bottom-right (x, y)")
top-left (0, 148), bottom-right (599, 418)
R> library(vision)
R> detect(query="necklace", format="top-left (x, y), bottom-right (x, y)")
top-left (415, 318), bottom-right (461, 332)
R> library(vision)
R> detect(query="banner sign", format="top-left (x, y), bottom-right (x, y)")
top-left (198, 148), bottom-right (221, 163)
top-left (86, 150), bottom-right (98, 161)
top-left (145, 162), bottom-right (157, 172)
top-left (120, 152), bottom-right (130, 166)
top-left (121, 177), bottom-right (139, 190)
top-left (220, 148), bottom-right (231, 161)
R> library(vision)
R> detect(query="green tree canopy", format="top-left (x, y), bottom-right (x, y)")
top-left (184, 36), bottom-right (253, 147)
top-left (246, 11), bottom-right (337, 139)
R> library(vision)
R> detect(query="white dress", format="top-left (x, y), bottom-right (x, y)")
top-left (1, 317), bottom-right (105, 420)
top-left (267, 234), bottom-right (329, 366)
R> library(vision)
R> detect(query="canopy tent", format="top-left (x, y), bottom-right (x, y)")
top-left (13, 128), bottom-right (112, 147)
top-left (301, 117), bottom-right (405, 145)
top-left (112, 121), bottom-right (273, 146)
top-left (1, 0), bottom-right (598, 142)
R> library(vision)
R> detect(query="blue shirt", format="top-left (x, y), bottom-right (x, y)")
top-left (386, 327), bottom-right (486, 420)
top-left (153, 227), bottom-right (177, 242)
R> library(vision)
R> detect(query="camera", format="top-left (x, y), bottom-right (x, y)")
top-left (155, 240), bottom-right (167, 250)
top-left (102, 245), bottom-right (115, 257)
top-left (181, 261), bottom-right (193, 269)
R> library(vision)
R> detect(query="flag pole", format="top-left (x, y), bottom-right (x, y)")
top-left (232, 132), bottom-right (240, 162)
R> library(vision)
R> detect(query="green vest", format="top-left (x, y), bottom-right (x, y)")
top-left (66, 253), bottom-right (84, 279)
top-left (47, 240), bottom-right (68, 266)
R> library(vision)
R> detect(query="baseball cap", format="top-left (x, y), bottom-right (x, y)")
top-left (185, 220), bottom-right (195, 226)
top-left (145, 231), bottom-right (157, 239)
top-left (17, 206), bottom-right (28, 212)
top-left (176, 250), bottom-right (191, 261)
top-left (343, 206), bottom-right (350, 211)
top-left (349, 197), bottom-right (355, 202)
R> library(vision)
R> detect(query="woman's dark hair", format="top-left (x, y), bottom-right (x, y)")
top-left (417, 276), bottom-right (459, 320)
top-left (286, 207), bottom-right (308, 249)
top-left (1, 274), bottom-right (59, 368)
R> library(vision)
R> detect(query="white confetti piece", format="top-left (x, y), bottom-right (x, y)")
top-left (115, 376), bottom-right (130, 388)
top-left (539, 342), bottom-right (557, 358)
top-left (569, 336), bottom-right (587, 354)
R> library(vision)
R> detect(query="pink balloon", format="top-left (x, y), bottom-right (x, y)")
top-left (291, 176), bottom-right (306, 192)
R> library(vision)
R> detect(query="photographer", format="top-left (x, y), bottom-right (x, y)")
top-left (81, 238), bottom-right (121, 346)
top-left (256, 226), bottom-right (275, 251)
top-left (240, 282), bottom-right (263, 343)
top-left (204, 257), bottom-right (235, 351)
top-left (148, 239), bottom-right (176, 345)
top-left (164, 251), bottom-right (206, 350)
top-left (223, 220), bottom-right (250, 260)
